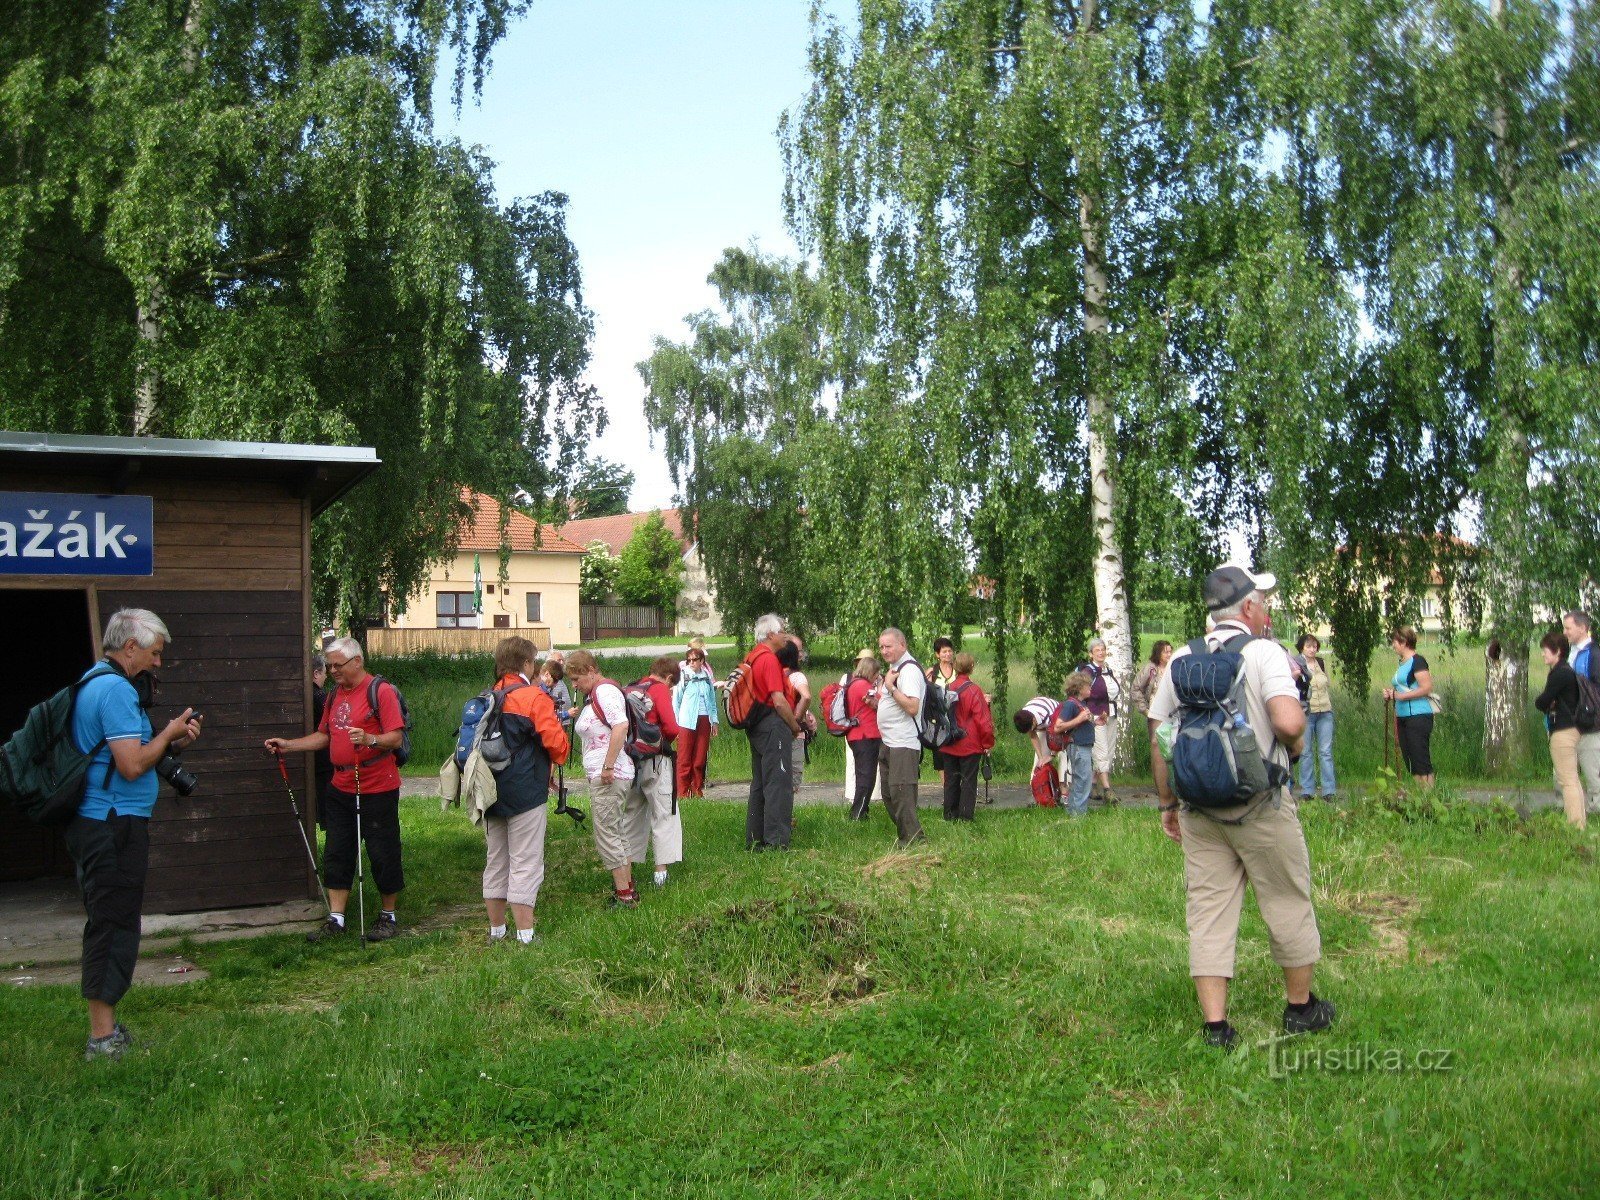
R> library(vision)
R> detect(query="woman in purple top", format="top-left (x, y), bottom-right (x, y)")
top-left (1077, 638), bottom-right (1123, 806)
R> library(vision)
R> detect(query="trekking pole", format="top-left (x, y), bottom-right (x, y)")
top-left (1383, 698), bottom-right (1395, 773)
top-left (554, 735), bottom-right (586, 826)
top-left (353, 758), bottom-right (367, 947)
top-left (274, 750), bottom-right (330, 914)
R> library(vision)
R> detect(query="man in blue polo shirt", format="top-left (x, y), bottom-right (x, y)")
top-left (68, 608), bottom-right (202, 1061)
top-left (1562, 610), bottom-right (1600, 815)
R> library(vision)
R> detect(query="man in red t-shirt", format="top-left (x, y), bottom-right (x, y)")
top-left (265, 637), bottom-right (407, 943)
top-left (742, 613), bottom-right (803, 849)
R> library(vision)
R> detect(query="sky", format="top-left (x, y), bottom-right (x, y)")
top-left (437, 1), bottom-right (845, 511)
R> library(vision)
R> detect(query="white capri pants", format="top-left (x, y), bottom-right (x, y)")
top-left (1092, 718), bottom-right (1120, 774)
top-left (482, 804), bottom-right (549, 907)
top-left (623, 756), bottom-right (683, 868)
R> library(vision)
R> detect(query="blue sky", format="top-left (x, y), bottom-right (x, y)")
top-left (437, 2), bottom-right (847, 510)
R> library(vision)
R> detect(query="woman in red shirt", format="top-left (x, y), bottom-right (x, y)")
top-left (940, 652), bottom-right (995, 822)
top-left (845, 649), bottom-right (883, 821)
top-left (626, 656), bottom-right (684, 887)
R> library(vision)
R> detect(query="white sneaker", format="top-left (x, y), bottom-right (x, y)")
top-left (653, 870), bottom-right (669, 888)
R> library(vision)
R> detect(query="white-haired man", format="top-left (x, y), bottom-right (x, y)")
top-left (875, 627), bottom-right (927, 848)
top-left (71, 608), bottom-right (203, 1060)
top-left (1148, 566), bottom-right (1333, 1049)
top-left (739, 613), bottom-right (803, 849)
top-left (265, 637), bottom-right (406, 942)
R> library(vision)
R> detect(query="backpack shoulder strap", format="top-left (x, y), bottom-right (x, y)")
top-left (1186, 637), bottom-right (1209, 658)
top-left (1221, 632), bottom-right (1254, 654)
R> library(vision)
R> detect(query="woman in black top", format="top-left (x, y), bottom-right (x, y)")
top-left (1534, 630), bottom-right (1587, 829)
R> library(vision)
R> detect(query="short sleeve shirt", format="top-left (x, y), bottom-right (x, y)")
top-left (1059, 698), bottom-right (1096, 747)
top-left (1394, 654), bottom-right (1432, 718)
top-left (575, 681), bottom-right (635, 781)
top-left (746, 644), bottom-right (786, 709)
top-left (1148, 622), bottom-right (1299, 773)
top-left (877, 654), bottom-right (926, 750)
top-left (72, 666), bottom-right (158, 820)
top-left (318, 676), bottom-right (404, 793)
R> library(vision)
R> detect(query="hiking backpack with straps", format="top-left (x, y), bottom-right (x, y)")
top-left (590, 678), bottom-right (664, 762)
top-left (0, 664), bottom-right (120, 827)
top-left (722, 651), bottom-right (774, 731)
top-left (459, 681), bottom-right (531, 773)
top-left (1574, 648), bottom-right (1600, 734)
top-left (918, 676), bottom-right (970, 750)
top-left (821, 674), bottom-right (857, 737)
top-left (365, 674), bottom-right (414, 767)
top-left (1166, 633), bottom-right (1285, 808)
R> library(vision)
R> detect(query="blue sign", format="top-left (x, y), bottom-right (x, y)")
top-left (0, 492), bottom-right (155, 577)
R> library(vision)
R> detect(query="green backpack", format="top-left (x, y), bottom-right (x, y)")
top-left (0, 664), bottom-right (118, 827)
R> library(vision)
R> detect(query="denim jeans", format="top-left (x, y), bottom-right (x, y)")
top-left (1064, 744), bottom-right (1094, 815)
top-left (1298, 710), bottom-right (1336, 796)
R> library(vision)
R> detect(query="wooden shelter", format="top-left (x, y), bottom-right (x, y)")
top-left (0, 431), bottom-right (377, 913)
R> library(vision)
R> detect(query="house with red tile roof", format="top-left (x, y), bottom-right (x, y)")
top-left (383, 491), bottom-right (587, 646)
top-left (559, 507), bottom-right (725, 636)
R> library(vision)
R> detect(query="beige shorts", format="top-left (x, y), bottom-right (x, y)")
top-left (482, 804), bottom-right (548, 907)
top-left (1091, 719), bottom-right (1119, 774)
top-left (587, 775), bottom-right (633, 871)
top-left (1179, 793), bottom-right (1321, 977)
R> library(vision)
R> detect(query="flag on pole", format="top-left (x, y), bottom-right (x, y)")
top-left (473, 553), bottom-right (483, 620)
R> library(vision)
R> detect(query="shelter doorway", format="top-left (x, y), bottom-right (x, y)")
top-left (0, 588), bottom-right (95, 882)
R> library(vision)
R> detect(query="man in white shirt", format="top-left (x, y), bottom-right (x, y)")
top-left (1148, 566), bottom-right (1333, 1050)
top-left (875, 627), bottom-right (926, 848)
top-left (1560, 610), bottom-right (1600, 813)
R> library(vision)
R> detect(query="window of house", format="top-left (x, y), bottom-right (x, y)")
top-left (526, 592), bottom-right (542, 623)
top-left (437, 592), bottom-right (477, 628)
top-left (1422, 597), bottom-right (1438, 619)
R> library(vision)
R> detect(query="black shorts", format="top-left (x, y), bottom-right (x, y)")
top-left (321, 786), bottom-right (405, 894)
top-left (1396, 714), bottom-right (1434, 778)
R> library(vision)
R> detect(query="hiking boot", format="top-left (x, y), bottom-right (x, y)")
top-left (1283, 994), bottom-right (1337, 1035)
top-left (1201, 1022), bottom-right (1238, 1051)
top-left (366, 913), bottom-right (399, 942)
top-left (111, 1022), bottom-right (133, 1049)
top-left (306, 915), bottom-right (348, 944)
top-left (1103, 789), bottom-right (1121, 808)
top-left (85, 1032), bottom-right (125, 1062)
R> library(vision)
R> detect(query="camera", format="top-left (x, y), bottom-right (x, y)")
top-left (155, 751), bottom-right (199, 797)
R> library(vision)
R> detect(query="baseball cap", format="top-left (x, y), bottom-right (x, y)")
top-left (1203, 564), bottom-right (1277, 612)
top-left (855, 647), bottom-right (877, 662)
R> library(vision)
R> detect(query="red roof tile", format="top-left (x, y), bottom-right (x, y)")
top-left (558, 508), bottom-right (687, 556)
top-left (457, 491), bottom-right (586, 554)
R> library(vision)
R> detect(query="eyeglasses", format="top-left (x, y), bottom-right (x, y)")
top-left (326, 658), bottom-right (353, 670)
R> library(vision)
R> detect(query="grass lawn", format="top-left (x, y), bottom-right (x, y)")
top-left (379, 636), bottom-right (1560, 793)
top-left (3, 794), bottom-right (1594, 1198)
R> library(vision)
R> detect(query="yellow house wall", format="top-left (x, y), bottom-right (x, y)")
top-left (389, 550), bottom-right (582, 641)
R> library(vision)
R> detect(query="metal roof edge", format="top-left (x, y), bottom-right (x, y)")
top-left (0, 430), bottom-right (379, 466)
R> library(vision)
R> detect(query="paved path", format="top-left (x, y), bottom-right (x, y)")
top-left (567, 642), bottom-right (735, 659)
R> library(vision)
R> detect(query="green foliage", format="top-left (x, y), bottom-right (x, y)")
top-left (0, 0), bottom-right (600, 628)
top-left (579, 539), bottom-right (619, 605)
top-left (565, 457), bottom-right (635, 519)
top-left (615, 510), bottom-right (685, 615)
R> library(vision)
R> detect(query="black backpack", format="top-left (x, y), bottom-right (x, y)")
top-left (365, 675), bottom-right (413, 767)
top-left (0, 664), bottom-right (119, 827)
top-left (1575, 650), bottom-right (1600, 734)
top-left (918, 679), bottom-right (970, 750)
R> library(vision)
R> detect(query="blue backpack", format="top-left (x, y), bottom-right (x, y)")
top-left (455, 682), bottom-right (529, 771)
top-left (1167, 634), bottom-right (1281, 808)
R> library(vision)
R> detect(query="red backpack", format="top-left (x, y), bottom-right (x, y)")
top-left (821, 673), bottom-right (858, 737)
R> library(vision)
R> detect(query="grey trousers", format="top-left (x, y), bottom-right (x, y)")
top-left (65, 812), bottom-right (149, 1006)
top-left (746, 713), bottom-right (795, 848)
top-left (879, 745), bottom-right (925, 846)
top-left (1578, 731), bottom-right (1600, 810)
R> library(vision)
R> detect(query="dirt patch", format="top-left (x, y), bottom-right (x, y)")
top-left (353, 1142), bottom-right (483, 1181)
top-left (860, 851), bottom-right (944, 883)
top-left (1331, 892), bottom-right (1440, 964)
top-left (681, 892), bottom-right (878, 1007)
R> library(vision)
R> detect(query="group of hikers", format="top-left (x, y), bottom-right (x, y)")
top-left (33, 563), bottom-right (1600, 1060)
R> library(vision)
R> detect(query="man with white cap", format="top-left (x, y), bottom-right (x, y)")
top-left (1147, 565), bottom-right (1335, 1049)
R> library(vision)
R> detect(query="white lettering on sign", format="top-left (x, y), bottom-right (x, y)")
top-left (94, 513), bottom-right (128, 559)
top-left (58, 512), bottom-right (88, 558)
top-left (0, 522), bottom-right (13, 557)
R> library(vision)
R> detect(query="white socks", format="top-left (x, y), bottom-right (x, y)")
top-left (516, 928), bottom-right (535, 944)
top-left (329, 912), bottom-right (346, 928)
top-left (653, 870), bottom-right (668, 888)
top-left (489, 924), bottom-right (507, 940)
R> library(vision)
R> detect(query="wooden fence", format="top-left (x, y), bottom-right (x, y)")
top-left (580, 605), bottom-right (668, 641)
top-left (364, 626), bottom-right (551, 658)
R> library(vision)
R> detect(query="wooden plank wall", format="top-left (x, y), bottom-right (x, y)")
top-left (1, 468), bottom-right (317, 912)
top-left (365, 625), bottom-right (552, 657)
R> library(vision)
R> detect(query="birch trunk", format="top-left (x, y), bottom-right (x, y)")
top-left (133, 0), bottom-right (203, 436)
top-left (1075, 90), bottom-right (1136, 766)
top-left (1482, 0), bottom-right (1530, 773)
